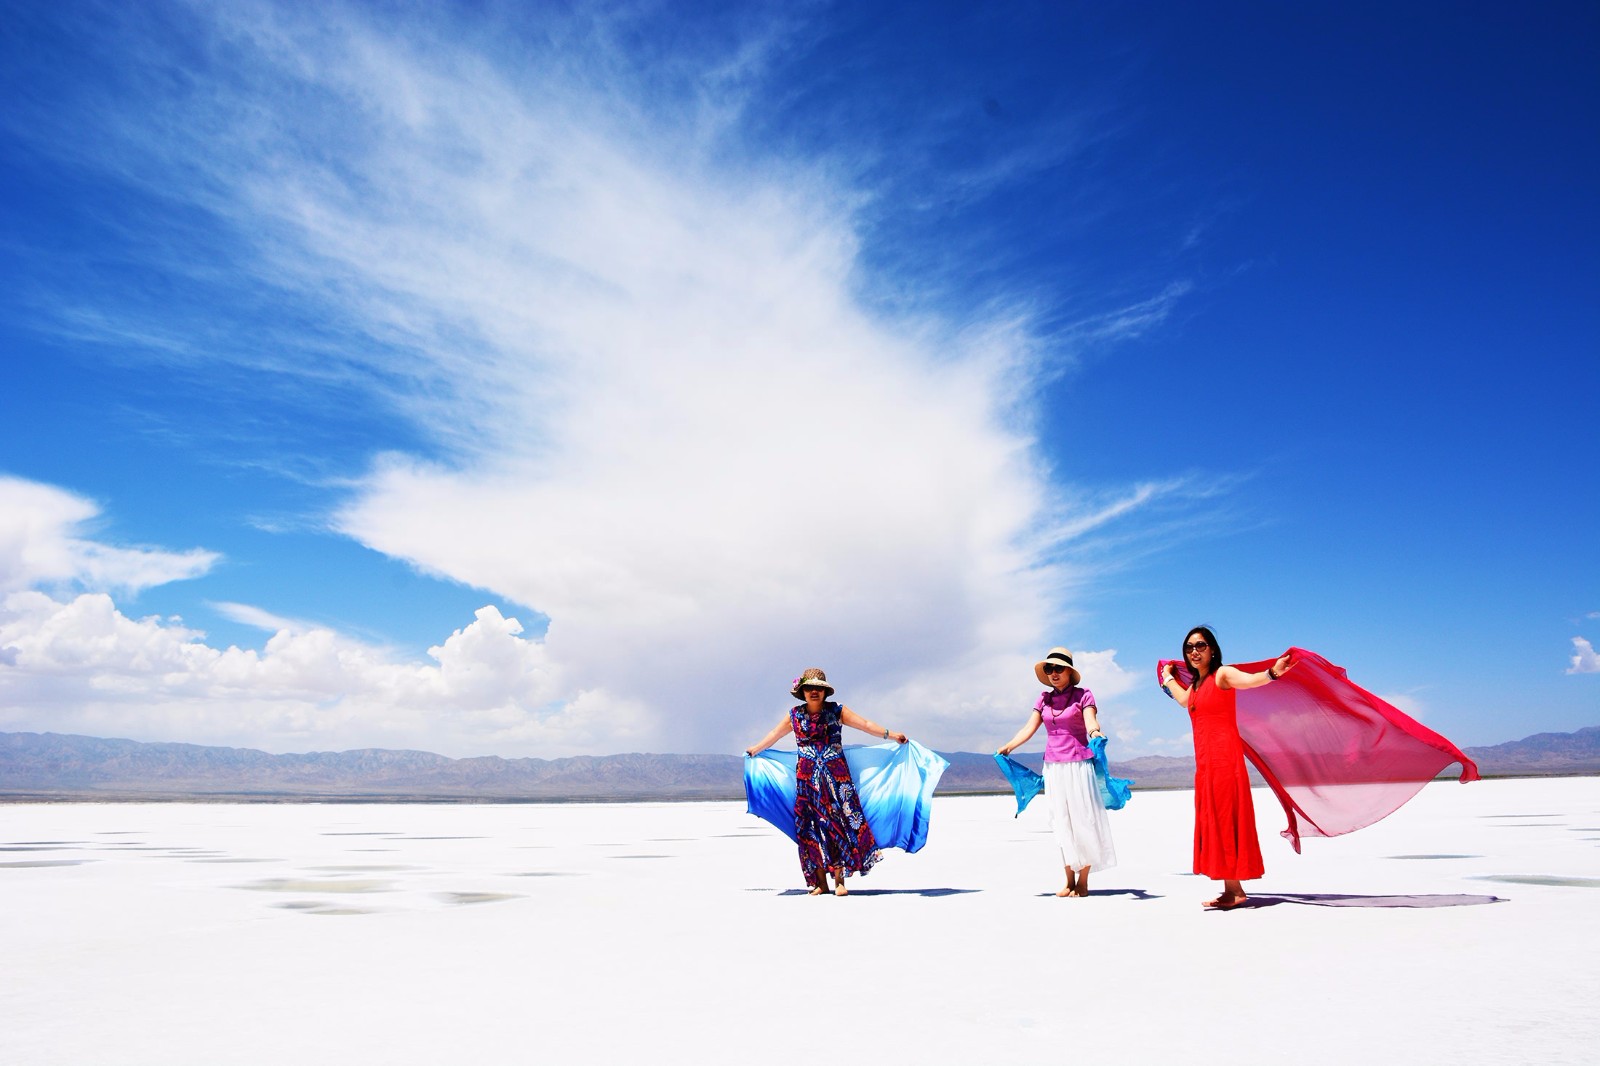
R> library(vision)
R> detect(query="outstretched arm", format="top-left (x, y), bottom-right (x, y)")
top-left (1217, 652), bottom-right (1296, 691)
top-left (997, 711), bottom-right (1043, 755)
top-left (745, 715), bottom-right (793, 756)
top-left (840, 705), bottom-right (907, 744)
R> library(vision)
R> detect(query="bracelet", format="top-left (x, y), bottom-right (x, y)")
top-left (882, 727), bottom-right (890, 739)
top-left (1267, 666), bottom-right (1280, 681)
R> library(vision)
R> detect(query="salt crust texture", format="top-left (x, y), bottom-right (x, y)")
top-left (3, 777), bottom-right (1597, 1065)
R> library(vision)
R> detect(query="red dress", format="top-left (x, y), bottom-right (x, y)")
top-left (1190, 675), bottom-right (1265, 880)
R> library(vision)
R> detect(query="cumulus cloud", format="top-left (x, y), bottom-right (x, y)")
top-left (0, 476), bottom-right (217, 595)
top-left (1, 4), bottom-right (1201, 755)
top-left (0, 589), bottom-right (615, 756)
top-left (1568, 637), bottom-right (1600, 676)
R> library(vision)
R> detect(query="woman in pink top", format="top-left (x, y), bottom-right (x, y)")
top-left (998, 647), bottom-right (1117, 896)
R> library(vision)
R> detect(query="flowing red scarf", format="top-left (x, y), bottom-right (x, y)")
top-left (1158, 648), bottom-right (1479, 852)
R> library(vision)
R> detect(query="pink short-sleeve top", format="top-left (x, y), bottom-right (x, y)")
top-left (1037, 686), bottom-right (1095, 763)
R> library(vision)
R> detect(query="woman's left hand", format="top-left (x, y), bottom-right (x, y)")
top-left (890, 732), bottom-right (908, 745)
top-left (1273, 652), bottom-right (1295, 678)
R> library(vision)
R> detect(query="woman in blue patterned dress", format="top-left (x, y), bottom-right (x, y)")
top-left (745, 668), bottom-right (908, 896)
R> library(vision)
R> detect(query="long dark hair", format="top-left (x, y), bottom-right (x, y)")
top-left (1183, 625), bottom-right (1222, 685)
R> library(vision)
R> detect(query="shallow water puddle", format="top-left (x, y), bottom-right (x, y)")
top-left (1472, 874), bottom-right (1600, 889)
top-left (236, 878), bottom-right (393, 893)
top-left (308, 864), bottom-right (420, 872)
top-left (437, 892), bottom-right (521, 905)
top-left (273, 901), bottom-right (377, 916)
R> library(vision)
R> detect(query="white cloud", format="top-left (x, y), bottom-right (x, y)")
top-left (0, 476), bottom-right (218, 596)
top-left (0, 5), bottom-right (1203, 755)
top-left (209, 601), bottom-right (303, 633)
top-left (0, 589), bottom-right (620, 756)
top-left (1377, 692), bottom-right (1427, 721)
top-left (1568, 637), bottom-right (1600, 676)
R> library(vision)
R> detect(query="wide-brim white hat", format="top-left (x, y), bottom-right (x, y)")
top-left (1034, 647), bottom-right (1081, 687)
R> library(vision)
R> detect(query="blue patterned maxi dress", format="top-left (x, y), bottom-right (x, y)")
top-left (791, 702), bottom-right (881, 887)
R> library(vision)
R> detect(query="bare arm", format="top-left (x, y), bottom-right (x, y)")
top-left (839, 705), bottom-right (907, 744)
top-left (998, 711), bottom-right (1043, 755)
top-left (1083, 703), bottom-right (1104, 739)
top-left (1159, 663), bottom-right (1193, 708)
top-left (1216, 653), bottom-right (1295, 691)
top-left (744, 714), bottom-right (793, 756)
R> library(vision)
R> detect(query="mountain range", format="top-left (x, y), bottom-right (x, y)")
top-left (2, 726), bottom-right (1596, 802)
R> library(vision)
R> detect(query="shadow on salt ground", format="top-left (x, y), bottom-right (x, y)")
top-left (1238, 893), bottom-right (1503, 909)
top-left (771, 887), bottom-right (980, 897)
top-left (1032, 888), bottom-right (1161, 901)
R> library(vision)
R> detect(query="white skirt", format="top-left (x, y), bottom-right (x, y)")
top-left (1043, 760), bottom-right (1116, 870)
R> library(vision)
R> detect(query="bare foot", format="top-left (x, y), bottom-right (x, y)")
top-left (834, 882), bottom-right (848, 897)
top-left (1202, 894), bottom-right (1247, 910)
top-left (808, 886), bottom-right (826, 896)
top-left (1055, 885), bottom-right (1075, 897)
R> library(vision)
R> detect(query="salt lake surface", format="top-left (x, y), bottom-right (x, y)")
top-left (4, 777), bottom-right (1597, 1064)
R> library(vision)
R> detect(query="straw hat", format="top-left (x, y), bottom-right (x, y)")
top-left (1034, 647), bottom-right (1082, 687)
top-left (790, 667), bottom-right (836, 701)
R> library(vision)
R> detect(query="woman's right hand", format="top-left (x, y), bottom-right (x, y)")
top-left (744, 748), bottom-right (759, 757)
top-left (997, 744), bottom-right (1012, 756)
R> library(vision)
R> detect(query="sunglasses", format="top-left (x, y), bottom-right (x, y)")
top-left (1042, 664), bottom-right (1070, 675)
top-left (1184, 641), bottom-right (1210, 653)
top-left (801, 686), bottom-right (827, 694)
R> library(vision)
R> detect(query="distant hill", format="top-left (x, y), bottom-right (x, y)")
top-left (0, 726), bottom-right (1594, 801)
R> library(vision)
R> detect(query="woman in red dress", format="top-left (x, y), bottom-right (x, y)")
top-left (1160, 626), bottom-right (1294, 910)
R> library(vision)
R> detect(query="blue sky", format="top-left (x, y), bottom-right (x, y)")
top-left (0, 0), bottom-right (1594, 758)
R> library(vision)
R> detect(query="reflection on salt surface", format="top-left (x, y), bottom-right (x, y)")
top-left (511, 871), bottom-right (581, 877)
top-left (612, 855), bottom-right (669, 860)
top-left (1, 859), bottom-right (91, 868)
top-left (1, 845), bottom-right (78, 851)
top-left (1472, 874), bottom-right (1600, 888)
top-left (321, 832), bottom-right (401, 836)
top-left (1387, 854), bottom-right (1482, 860)
top-left (400, 836), bottom-right (485, 841)
top-left (1488, 823), bottom-right (1563, 827)
top-left (188, 857), bottom-right (279, 863)
top-left (1482, 813), bottom-right (1561, 818)
top-left (237, 878), bottom-right (393, 893)
top-left (437, 892), bottom-right (520, 905)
